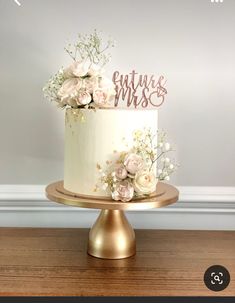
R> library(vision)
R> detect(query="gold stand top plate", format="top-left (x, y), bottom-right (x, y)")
top-left (46, 181), bottom-right (179, 210)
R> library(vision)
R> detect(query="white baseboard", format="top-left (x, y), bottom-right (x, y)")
top-left (0, 184), bottom-right (235, 230)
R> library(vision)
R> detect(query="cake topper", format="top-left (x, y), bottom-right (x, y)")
top-left (113, 70), bottom-right (167, 108)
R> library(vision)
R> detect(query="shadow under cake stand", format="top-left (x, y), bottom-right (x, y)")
top-left (46, 181), bottom-right (179, 259)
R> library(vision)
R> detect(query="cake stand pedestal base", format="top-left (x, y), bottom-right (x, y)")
top-left (88, 210), bottom-right (135, 259)
top-left (45, 181), bottom-right (179, 260)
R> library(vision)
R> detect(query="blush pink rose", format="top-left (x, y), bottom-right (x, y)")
top-left (114, 164), bottom-right (128, 180)
top-left (92, 76), bottom-right (116, 107)
top-left (93, 89), bottom-right (109, 106)
top-left (77, 90), bottom-right (92, 105)
top-left (124, 153), bottom-right (144, 175)
top-left (111, 180), bottom-right (134, 202)
top-left (57, 78), bottom-right (82, 101)
top-left (84, 76), bottom-right (98, 93)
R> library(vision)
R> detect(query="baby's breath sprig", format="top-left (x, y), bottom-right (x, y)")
top-left (95, 162), bottom-right (118, 193)
top-left (64, 30), bottom-right (115, 67)
top-left (43, 68), bottom-right (66, 107)
top-left (132, 128), bottom-right (177, 181)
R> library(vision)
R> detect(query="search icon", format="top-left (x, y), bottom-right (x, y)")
top-left (204, 265), bottom-right (230, 291)
top-left (214, 275), bottom-right (220, 282)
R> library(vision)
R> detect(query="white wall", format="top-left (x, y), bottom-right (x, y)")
top-left (0, 0), bottom-right (235, 187)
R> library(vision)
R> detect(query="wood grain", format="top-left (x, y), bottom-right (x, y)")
top-left (0, 228), bottom-right (234, 296)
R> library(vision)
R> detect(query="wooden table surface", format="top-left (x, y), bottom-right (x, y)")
top-left (0, 228), bottom-right (234, 296)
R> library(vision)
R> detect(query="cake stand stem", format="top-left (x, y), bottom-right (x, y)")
top-left (87, 209), bottom-right (136, 259)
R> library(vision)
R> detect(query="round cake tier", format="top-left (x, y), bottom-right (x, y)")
top-left (64, 108), bottom-right (158, 197)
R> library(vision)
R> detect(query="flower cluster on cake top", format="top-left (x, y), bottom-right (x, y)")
top-left (43, 30), bottom-right (116, 109)
top-left (95, 129), bottom-right (177, 202)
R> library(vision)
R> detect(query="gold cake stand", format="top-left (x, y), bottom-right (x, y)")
top-left (46, 181), bottom-right (179, 259)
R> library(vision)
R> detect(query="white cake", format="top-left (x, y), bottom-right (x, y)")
top-left (64, 108), bottom-right (158, 197)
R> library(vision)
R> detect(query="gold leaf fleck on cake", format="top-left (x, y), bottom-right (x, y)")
top-left (113, 150), bottom-right (117, 153)
top-left (96, 163), bottom-right (101, 170)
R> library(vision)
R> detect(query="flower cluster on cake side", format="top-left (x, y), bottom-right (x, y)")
top-left (43, 30), bottom-right (116, 109)
top-left (95, 128), bottom-right (177, 202)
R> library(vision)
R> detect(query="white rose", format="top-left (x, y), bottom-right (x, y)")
top-left (88, 63), bottom-right (101, 76)
top-left (64, 60), bottom-right (89, 78)
top-left (133, 170), bottom-right (157, 195)
top-left (77, 90), bottom-right (92, 105)
top-left (57, 78), bottom-right (82, 101)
